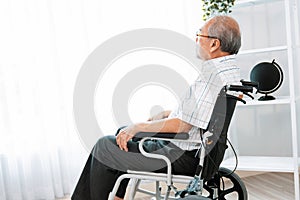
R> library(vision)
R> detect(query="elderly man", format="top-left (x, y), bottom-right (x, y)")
top-left (72, 15), bottom-right (241, 200)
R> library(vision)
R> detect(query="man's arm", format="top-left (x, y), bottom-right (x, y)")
top-left (116, 118), bottom-right (192, 151)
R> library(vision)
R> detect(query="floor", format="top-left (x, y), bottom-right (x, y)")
top-left (59, 172), bottom-right (296, 200)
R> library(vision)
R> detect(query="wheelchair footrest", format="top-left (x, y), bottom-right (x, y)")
top-left (178, 195), bottom-right (211, 200)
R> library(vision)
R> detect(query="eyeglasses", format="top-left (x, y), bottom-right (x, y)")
top-left (196, 30), bottom-right (219, 39)
top-left (196, 32), bottom-right (218, 39)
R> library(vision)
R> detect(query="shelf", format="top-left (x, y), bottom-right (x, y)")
top-left (237, 96), bottom-right (291, 106)
top-left (238, 46), bottom-right (287, 55)
top-left (234, 0), bottom-right (282, 8)
top-left (221, 156), bottom-right (298, 172)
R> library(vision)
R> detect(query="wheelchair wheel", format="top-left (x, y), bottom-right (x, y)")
top-left (203, 167), bottom-right (248, 200)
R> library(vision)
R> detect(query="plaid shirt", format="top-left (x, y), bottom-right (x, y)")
top-left (169, 55), bottom-right (240, 150)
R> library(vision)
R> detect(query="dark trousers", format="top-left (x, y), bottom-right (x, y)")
top-left (71, 135), bottom-right (199, 200)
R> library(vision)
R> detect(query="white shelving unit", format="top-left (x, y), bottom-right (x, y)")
top-left (221, 0), bottom-right (300, 199)
top-left (238, 46), bottom-right (288, 55)
top-left (222, 156), bottom-right (296, 172)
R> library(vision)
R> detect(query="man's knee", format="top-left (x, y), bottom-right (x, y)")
top-left (94, 135), bottom-right (117, 152)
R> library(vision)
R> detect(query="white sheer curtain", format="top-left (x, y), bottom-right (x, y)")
top-left (0, 0), bottom-right (93, 199)
top-left (0, 0), bottom-right (202, 199)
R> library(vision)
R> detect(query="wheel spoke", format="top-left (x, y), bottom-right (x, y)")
top-left (220, 186), bottom-right (236, 196)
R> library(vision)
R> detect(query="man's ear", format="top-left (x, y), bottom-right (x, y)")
top-left (210, 39), bottom-right (221, 53)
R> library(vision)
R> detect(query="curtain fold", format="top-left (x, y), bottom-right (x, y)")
top-left (0, 151), bottom-right (78, 199)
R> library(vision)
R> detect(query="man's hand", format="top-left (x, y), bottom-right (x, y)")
top-left (148, 110), bottom-right (171, 121)
top-left (116, 125), bottom-right (137, 152)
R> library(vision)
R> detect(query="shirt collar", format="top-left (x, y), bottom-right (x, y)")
top-left (201, 54), bottom-right (236, 71)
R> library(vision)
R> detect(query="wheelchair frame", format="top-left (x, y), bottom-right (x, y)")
top-left (108, 81), bottom-right (257, 200)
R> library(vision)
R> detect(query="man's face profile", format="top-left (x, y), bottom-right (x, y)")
top-left (195, 22), bottom-right (211, 60)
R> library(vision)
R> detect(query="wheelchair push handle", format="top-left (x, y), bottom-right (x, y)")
top-left (226, 85), bottom-right (253, 93)
top-left (240, 79), bottom-right (259, 88)
top-left (226, 80), bottom-right (258, 101)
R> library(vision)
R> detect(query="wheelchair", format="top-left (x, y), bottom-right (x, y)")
top-left (109, 80), bottom-right (257, 200)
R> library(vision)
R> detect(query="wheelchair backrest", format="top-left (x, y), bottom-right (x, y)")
top-left (201, 87), bottom-right (239, 180)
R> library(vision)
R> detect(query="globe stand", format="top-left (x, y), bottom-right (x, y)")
top-left (258, 94), bottom-right (276, 101)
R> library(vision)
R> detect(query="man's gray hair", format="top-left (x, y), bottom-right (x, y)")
top-left (208, 15), bottom-right (241, 55)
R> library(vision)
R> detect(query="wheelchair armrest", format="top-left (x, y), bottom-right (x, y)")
top-left (133, 132), bottom-right (189, 142)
